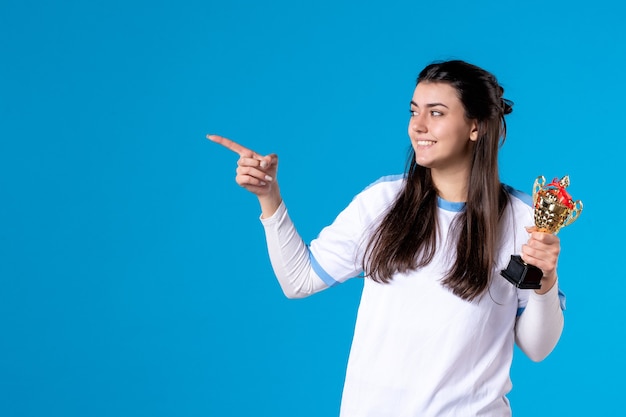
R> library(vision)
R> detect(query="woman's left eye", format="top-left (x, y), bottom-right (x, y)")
top-left (431, 111), bottom-right (443, 116)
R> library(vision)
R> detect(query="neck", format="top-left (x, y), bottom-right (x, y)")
top-left (431, 168), bottom-right (470, 202)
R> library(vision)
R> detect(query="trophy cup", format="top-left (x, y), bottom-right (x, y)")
top-left (500, 175), bottom-right (583, 289)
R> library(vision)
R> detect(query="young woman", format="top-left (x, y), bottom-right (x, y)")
top-left (208, 60), bottom-right (565, 416)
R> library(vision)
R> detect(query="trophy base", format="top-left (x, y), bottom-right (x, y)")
top-left (500, 255), bottom-right (543, 289)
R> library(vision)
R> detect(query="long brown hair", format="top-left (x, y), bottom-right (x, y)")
top-left (363, 60), bottom-right (513, 301)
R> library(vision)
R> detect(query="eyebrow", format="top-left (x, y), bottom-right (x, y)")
top-left (410, 100), bottom-right (449, 108)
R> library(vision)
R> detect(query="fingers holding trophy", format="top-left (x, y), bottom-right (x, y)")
top-left (501, 175), bottom-right (583, 289)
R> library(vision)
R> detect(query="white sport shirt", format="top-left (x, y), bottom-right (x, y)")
top-left (261, 175), bottom-right (564, 417)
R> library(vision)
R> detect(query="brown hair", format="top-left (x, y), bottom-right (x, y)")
top-left (363, 60), bottom-right (513, 301)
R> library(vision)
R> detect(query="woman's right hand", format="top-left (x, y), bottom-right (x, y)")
top-left (207, 134), bottom-right (282, 217)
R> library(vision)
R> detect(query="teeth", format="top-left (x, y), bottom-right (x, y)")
top-left (417, 140), bottom-right (435, 146)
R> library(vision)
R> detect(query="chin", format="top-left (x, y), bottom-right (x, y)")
top-left (414, 157), bottom-right (433, 169)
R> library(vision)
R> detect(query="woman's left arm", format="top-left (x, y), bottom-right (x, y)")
top-left (514, 229), bottom-right (565, 361)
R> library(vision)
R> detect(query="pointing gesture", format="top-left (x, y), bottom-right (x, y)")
top-left (207, 134), bottom-right (282, 217)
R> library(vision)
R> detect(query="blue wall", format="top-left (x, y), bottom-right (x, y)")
top-left (1, 0), bottom-right (620, 415)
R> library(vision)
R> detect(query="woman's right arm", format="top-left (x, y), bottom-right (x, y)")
top-left (261, 202), bottom-right (330, 298)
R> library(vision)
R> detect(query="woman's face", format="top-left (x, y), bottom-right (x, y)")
top-left (408, 82), bottom-right (478, 173)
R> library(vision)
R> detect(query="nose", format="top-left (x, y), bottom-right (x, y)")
top-left (409, 112), bottom-right (427, 133)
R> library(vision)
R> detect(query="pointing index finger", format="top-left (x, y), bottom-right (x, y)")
top-left (206, 134), bottom-right (251, 156)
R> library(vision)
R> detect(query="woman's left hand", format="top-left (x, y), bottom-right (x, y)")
top-left (521, 226), bottom-right (561, 294)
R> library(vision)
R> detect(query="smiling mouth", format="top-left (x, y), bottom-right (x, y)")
top-left (416, 140), bottom-right (436, 146)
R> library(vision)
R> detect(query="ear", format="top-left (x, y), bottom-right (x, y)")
top-left (469, 120), bottom-right (479, 141)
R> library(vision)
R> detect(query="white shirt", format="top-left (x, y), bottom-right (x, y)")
top-left (261, 175), bottom-right (564, 416)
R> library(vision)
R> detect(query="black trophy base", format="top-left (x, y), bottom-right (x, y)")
top-left (500, 255), bottom-right (543, 289)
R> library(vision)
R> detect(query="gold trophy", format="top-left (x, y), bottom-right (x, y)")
top-left (500, 175), bottom-right (583, 289)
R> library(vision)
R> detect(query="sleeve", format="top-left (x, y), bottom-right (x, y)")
top-left (260, 178), bottom-right (397, 299)
top-left (514, 280), bottom-right (565, 362)
top-left (260, 201), bottom-right (329, 299)
top-left (307, 192), bottom-right (369, 285)
top-left (260, 187), bottom-right (373, 299)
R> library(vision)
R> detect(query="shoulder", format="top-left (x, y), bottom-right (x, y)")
top-left (360, 174), bottom-right (406, 198)
top-left (502, 183), bottom-right (534, 225)
top-left (344, 174), bottom-right (406, 218)
top-left (503, 183), bottom-right (533, 210)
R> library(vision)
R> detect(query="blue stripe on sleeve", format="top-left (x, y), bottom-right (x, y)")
top-left (308, 249), bottom-right (340, 288)
top-left (362, 174), bottom-right (406, 191)
top-left (558, 288), bottom-right (566, 311)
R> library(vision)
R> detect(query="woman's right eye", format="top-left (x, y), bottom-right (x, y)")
top-left (410, 110), bottom-right (418, 116)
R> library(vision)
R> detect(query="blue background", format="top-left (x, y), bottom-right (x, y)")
top-left (1, 0), bottom-right (622, 415)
